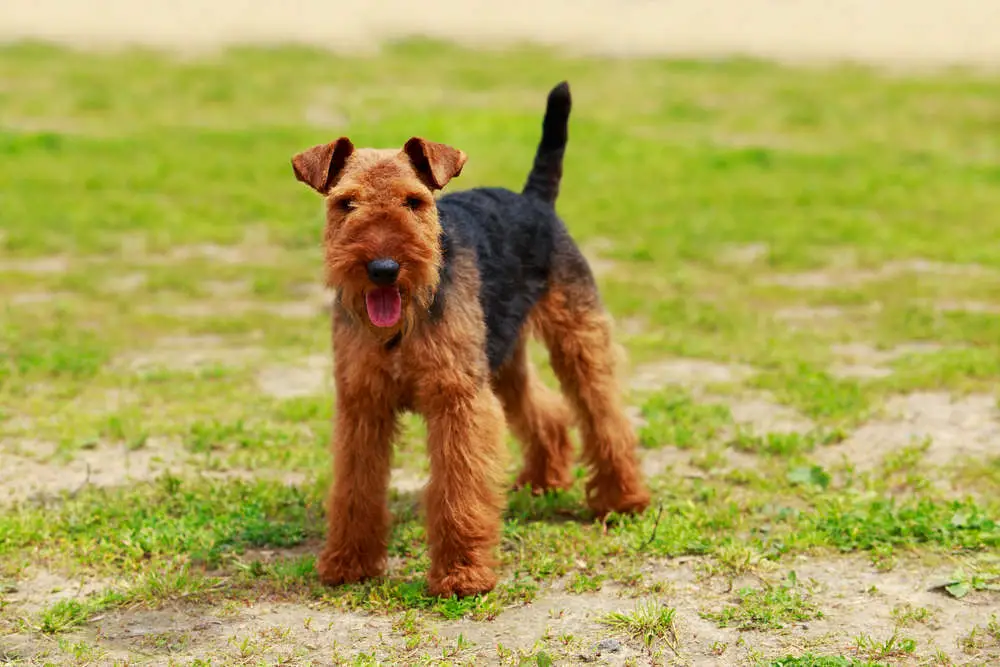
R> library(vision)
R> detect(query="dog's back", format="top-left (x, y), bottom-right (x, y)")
top-left (434, 82), bottom-right (578, 372)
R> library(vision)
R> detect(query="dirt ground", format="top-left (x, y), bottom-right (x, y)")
top-left (1, 0), bottom-right (999, 66)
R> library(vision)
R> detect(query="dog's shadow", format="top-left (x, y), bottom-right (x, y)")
top-left (389, 485), bottom-right (592, 526)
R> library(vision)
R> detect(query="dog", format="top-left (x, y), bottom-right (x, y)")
top-left (291, 81), bottom-right (650, 598)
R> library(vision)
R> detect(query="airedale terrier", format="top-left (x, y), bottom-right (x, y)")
top-left (291, 82), bottom-right (650, 598)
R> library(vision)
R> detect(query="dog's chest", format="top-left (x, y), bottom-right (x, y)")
top-left (383, 346), bottom-right (418, 410)
top-left (387, 349), bottom-right (405, 382)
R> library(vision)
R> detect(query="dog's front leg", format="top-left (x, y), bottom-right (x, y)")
top-left (419, 378), bottom-right (505, 598)
top-left (317, 386), bottom-right (397, 587)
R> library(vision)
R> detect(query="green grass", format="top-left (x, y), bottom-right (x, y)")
top-left (2, 37), bottom-right (1000, 664)
top-left (701, 571), bottom-right (822, 630)
top-left (764, 657), bottom-right (882, 667)
top-left (601, 601), bottom-right (678, 650)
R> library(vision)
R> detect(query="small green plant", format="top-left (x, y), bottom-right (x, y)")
top-left (567, 572), bottom-right (606, 594)
top-left (890, 602), bottom-right (933, 627)
top-left (852, 632), bottom-right (918, 661)
top-left (959, 614), bottom-right (1000, 655)
top-left (732, 428), bottom-right (844, 458)
top-left (601, 601), bottom-right (678, 650)
top-left (702, 571), bottom-right (822, 630)
top-left (786, 464), bottom-right (832, 489)
top-left (934, 567), bottom-right (1000, 599)
top-left (765, 656), bottom-right (881, 667)
top-left (37, 590), bottom-right (127, 634)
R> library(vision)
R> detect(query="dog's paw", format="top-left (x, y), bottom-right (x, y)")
top-left (428, 564), bottom-right (497, 598)
top-left (316, 549), bottom-right (385, 586)
top-left (586, 476), bottom-right (651, 519)
top-left (512, 467), bottom-right (573, 495)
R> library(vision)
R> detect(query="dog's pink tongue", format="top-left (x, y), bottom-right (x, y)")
top-left (365, 287), bottom-right (402, 328)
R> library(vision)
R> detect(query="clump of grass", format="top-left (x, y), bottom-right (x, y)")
top-left (702, 571), bottom-right (821, 630)
top-left (37, 589), bottom-right (127, 634)
top-left (889, 602), bottom-right (933, 627)
top-left (852, 631), bottom-right (918, 661)
top-left (731, 428), bottom-right (846, 457)
top-left (601, 601), bottom-right (678, 650)
top-left (766, 656), bottom-right (882, 667)
top-left (567, 571), bottom-right (606, 594)
top-left (637, 388), bottom-right (732, 450)
top-left (960, 614), bottom-right (1000, 655)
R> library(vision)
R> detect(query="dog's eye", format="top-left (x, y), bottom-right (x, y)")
top-left (335, 197), bottom-right (355, 212)
top-left (404, 196), bottom-right (424, 211)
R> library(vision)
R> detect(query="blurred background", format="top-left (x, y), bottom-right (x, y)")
top-left (2, 0), bottom-right (998, 65)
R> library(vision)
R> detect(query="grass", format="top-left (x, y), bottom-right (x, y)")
top-left (1, 37), bottom-right (1000, 664)
top-left (702, 572), bottom-right (822, 630)
top-left (601, 601), bottom-right (678, 650)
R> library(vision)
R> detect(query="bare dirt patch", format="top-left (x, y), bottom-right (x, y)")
top-left (88, 604), bottom-right (394, 665)
top-left (4, 554), bottom-right (994, 665)
top-left (256, 354), bottom-right (331, 400)
top-left (703, 554), bottom-right (1000, 664)
top-left (629, 358), bottom-right (755, 393)
top-left (119, 335), bottom-right (264, 372)
top-left (761, 259), bottom-right (994, 290)
top-left (613, 315), bottom-right (649, 338)
top-left (2, 570), bottom-right (117, 616)
top-left (0, 256), bottom-right (69, 274)
top-left (814, 391), bottom-right (1000, 471)
top-left (581, 238), bottom-right (618, 278)
top-left (0, 438), bottom-right (186, 506)
top-left (390, 468), bottom-right (428, 494)
top-left (2, 0), bottom-right (998, 67)
top-left (144, 299), bottom-right (321, 320)
top-left (8, 291), bottom-right (73, 306)
top-left (131, 228), bottom-right (282, 268)
top-left (773, 305), bottom-right (846, 324)
top-left (102, 272), bottom-right (147, 293)
top-left (724, 395), bottom-right (815, 435)
top-left (640, 444), bottom-right (761, 480)
top-left (716, 242), bottom-right (770, 267)
top-left (934, 299), bottom-right (1000, 315)
top-left (828, 341), bottom-right (944, 380)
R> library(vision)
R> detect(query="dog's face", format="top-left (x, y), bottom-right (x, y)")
top-left (291, 137), bottom-right (466, 339)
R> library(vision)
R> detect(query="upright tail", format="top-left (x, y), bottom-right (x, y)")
top-left (522, 81), bottom-right (571, 205)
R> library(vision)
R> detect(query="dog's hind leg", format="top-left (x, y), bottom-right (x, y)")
top-left (530, 245), bottom-right (650, 518)
top-left (492, 334), bottom-right (575, 494)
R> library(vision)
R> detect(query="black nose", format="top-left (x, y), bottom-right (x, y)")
top-left (367, 258), bottom-right (400, 286)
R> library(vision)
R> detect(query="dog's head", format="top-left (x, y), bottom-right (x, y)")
top-left (291, 137), bottom-right (466, 339)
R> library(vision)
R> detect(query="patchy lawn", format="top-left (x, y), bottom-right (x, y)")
top-left (1, 40), bottom-right (1000, 665)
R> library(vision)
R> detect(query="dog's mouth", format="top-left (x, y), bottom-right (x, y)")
top-left (365, 287), bottom-right (402, 328)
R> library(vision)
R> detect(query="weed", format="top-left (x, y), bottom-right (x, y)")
top-left (702, 571), bottom-right (822, 630)
top-left (602, 601), bottom-right (678, 650)
top-left (852, 631), bottom-right (918, 661)
top-left (959, 614), bottom-right (1000, 655)
top-left (37, 589), bottom-right (127, 634)
top-left (890, 602), bottom-right (934, 627)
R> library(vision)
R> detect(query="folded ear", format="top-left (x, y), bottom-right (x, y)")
top-left (403, 137), bottom-right (467, 190)
top-left (291, 137), bottom-right (355, 193)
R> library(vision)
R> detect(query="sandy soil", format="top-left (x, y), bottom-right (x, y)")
top-left (5, 555), bottom-right (997, 665)
top-left (1, 0), bottom-right (999, 67)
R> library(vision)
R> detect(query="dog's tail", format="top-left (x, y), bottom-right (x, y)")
top-left (522, 81), bottom-right (571, 205)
